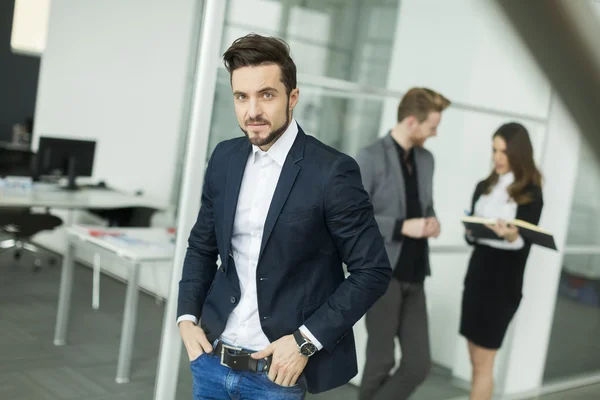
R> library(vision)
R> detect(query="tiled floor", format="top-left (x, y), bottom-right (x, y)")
top-left (0, 248), bottom-right (598, 399)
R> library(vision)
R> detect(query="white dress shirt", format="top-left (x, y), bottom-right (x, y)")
top-left (473, 172), bottom-right (525, 250)
top-left (177, 119), bottom-right (322, 351)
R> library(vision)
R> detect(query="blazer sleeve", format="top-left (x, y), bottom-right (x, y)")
top-left (177, 144), bottom-right (221, 320)
top-left (465, 181), bottom-right (484, 246)
top-left (355, 148), bottom-right (398, 242)
top-left (302, 154), bottom-right (392, 353)
top-left (516, 186), bottom-right (544, 236)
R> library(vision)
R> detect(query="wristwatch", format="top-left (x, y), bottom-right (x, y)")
top-left (293, 330), bottom-right (318, 357)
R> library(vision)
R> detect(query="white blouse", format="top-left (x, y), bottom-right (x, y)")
top-left (472, 172), bottom-right (525, 250)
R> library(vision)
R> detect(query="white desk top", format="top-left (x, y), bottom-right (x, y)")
top-left (68, 225), bottom-right (176, 262)
top-left (0, 184), bottom-right (167, 210)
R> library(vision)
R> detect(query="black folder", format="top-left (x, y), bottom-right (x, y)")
top-left (462, 216), bottom-right (557, 251)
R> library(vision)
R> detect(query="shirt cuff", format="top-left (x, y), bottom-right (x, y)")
top-left (299, 325), bottom-right (323, 351)
top-left (177, 314), bottom-right (198, 326)
top-left (393, 218), bottom-right (405, 241)
top-left (508, 235), bottom-right (525, 249)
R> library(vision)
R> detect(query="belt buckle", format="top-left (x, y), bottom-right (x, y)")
top-left (220, 343), bottom-right (242, 368)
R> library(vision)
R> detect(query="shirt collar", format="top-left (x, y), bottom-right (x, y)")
top-left (498, 171), bottom-right (515, 185)
top-left (252, 119), bottom-right (298, 167)
top-left (390, 132), bottom-right (413, 161)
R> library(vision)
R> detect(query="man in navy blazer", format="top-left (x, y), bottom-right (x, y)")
top-left (177, 33), bottom-right (391, 399)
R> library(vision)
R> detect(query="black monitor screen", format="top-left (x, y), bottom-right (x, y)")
top-left (35, 137), bottom-right (96, 184)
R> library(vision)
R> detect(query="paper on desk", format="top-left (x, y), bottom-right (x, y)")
top-left (103, 234), bottom-right (174, 248)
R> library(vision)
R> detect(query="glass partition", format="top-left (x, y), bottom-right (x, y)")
top-left (544, 142), bottom-right (600, 382)
top-left (207, 68), bottom-right (385, 160)
top-left (221, 0), bottom-right (398, 87)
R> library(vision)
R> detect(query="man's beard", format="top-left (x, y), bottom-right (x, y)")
top-left (411, 129), bottom-right (428, 147)
top-left (240, 109), bottom-right (290, 148)
top-left (413, 137), bottom-right (426, 147)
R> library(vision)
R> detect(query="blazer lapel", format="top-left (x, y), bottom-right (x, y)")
top-left (383, 134), bottom-right (405, 214)
top-left (223, 140), bottom-right (251, 258)
top-left (259, 130), bottom-right (305, 259)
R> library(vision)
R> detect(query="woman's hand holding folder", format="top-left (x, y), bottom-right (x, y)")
top-left (484, 219), bottom-right (519, 243)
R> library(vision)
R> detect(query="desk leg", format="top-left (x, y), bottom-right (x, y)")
top-left (92, 253), bottom-right (101, 310)
top-left (54, 239), bottom-right (76, 346)
top-left (115, 262), bottom-right (140, 384)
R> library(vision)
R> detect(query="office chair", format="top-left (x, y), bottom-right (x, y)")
top-left (0, 208), bottom-right (63, 271)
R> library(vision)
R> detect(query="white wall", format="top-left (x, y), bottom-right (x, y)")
top-left (30, 0), bottom-right (199, 296)
top-left (378, 0), bottom-right (550, 128)
top-left (33, 0), bottom-right (198, 204)
top-left (349, 0), bottom-right (562, 391)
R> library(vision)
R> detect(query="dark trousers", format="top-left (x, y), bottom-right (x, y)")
top-left (359, 279), bottom-right (431, 400)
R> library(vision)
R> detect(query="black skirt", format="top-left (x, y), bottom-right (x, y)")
top-left (459, 244), bottom-right (527, 349)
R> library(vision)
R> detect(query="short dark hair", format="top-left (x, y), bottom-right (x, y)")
top-left (397, 87), bottom-right (451, 123)
top-left (222, 34), bottom-right (297, 96)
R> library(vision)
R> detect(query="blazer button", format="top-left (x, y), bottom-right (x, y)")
top-left (219, 266), bottom-right (225, 273)
top-left (230, 296), bottom-right (236, 304)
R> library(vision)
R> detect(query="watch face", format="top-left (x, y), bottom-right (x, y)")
top-left (300, 342), bottom-right (317, 356)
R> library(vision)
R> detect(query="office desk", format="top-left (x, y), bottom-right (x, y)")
top-left (54, 225), bottom-right (175, 383)
top-left (0, 185), bottom-right (167, 210)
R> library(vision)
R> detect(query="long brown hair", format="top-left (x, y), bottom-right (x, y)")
top-left (482, 122), bottom-right (543, 204)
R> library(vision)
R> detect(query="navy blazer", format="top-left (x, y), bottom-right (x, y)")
top-left (177, 127), bottom-right (392, 393)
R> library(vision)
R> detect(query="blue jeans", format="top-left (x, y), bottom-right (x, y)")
top-left (190, 351), bottom-right (306, 399)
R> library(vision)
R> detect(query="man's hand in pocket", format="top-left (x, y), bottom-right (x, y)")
top-left (179, 321), bottom-right (213, 361)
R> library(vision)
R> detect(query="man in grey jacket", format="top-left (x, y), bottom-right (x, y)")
top-left (356, 88), bottom-right (451, 400)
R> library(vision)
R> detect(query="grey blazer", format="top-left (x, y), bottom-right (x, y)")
top-left (355, 133), bottom-right (436, 275)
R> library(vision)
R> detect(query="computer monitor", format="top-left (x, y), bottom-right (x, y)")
top-left (34, 136), bottom-right (96, 190)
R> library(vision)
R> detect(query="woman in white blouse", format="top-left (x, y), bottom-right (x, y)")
top-left (460, 122), bottom-right (544, 400)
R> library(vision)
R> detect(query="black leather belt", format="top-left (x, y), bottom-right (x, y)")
top-left (214, 341), bottom-right (272, 373)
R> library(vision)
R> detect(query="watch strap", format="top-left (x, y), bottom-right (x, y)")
top-left (293, 330), bottom-right (306, 347)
